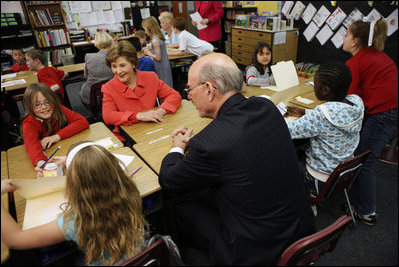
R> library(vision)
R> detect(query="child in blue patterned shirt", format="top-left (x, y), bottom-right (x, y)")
top-left (287, 62), bottom-right (364, 196)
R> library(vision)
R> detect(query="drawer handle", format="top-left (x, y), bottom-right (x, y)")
top-left (258, 34), bottom-right (264, 37)
top-left (238, 31), bottom-right (242, 34)
top-left (238, 52), bottom-right (242, 54)
top-left (238, 45), bottom-right (242, 47)
top-left (238, 38), bottom-right (242, 41)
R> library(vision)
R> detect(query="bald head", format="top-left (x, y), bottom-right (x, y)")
top-left (190, 53), bottom-right (243, 94)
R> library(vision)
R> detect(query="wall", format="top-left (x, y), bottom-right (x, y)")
top-left (254, 1), bottom-right (279, 14)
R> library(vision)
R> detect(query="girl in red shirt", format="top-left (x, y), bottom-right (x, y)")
top-left (343, 19), bottom-right (398, 226)
top-left (22, 83), bottom-right (89, 176)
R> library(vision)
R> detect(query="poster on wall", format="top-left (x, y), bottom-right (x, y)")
top-left (326, 7), bottom-right (347, 30)
top-left (303, 21), bottom-right (320, 42)
top-left (290, 1), bottom-right (306, 20)
top-left (366, 8), bottom-right (382, 22)
top-left (385, 9), bottom-right (398, 36)
top-left (312, 5), bottom-right (331, 27)
top-left (301, 3), bottom-right (317, 24)
top-left (343, 8), bottom-right (364, 28)
top-left (316, 24), bottom-right (334, 45)
top-left (331, 25), bottom-right (347, 48)
top-left (281, 1), bottom-right (294, 16)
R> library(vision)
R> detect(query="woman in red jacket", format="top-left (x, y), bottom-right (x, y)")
top-left (343, 19), bottom-right (398, 226)
top-left (192, 1), bottom-right (224, 52)
top-left (22, 83), bottom-right (89, 176)
top-left (102, 40), bottom-right (181, 141)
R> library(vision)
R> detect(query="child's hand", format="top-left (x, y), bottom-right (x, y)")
top-left (143, 47), bottom-right (150, 56)
top-left (41, 134), bottom-right (61, 150)
top-left (51, 156), bottom-right (67, 166)
top-left (1, 179), bottom-right (20, 195)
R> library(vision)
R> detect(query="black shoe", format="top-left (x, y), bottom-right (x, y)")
top-left (357, 213), bottom-right (377, 226)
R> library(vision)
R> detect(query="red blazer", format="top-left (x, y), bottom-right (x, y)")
top-left (38, 66), bottom-right (65, 98)
top-left (102, 70), bottom-right (182, 141)
top-left (22, 105), bottom-right (89, 166)
top-left (346, 48), bottom-right (398, 115)
top-left (196, 1), bottom-right (224, 42)
top-left (10, 63), bottom-right (29, 72)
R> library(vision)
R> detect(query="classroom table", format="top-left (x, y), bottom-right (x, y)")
top-left (7, 122), bottom-right (123, 227)
top-left (57, 62), bottom-right (85, 73)
top-left (1, 151), bottom-right (10, 264)
top-left (1, 71), bottom-right (38, 92)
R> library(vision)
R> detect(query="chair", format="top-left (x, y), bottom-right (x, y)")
top-left (86, 80), bottom-right (109, 123)
top-left (309, 150), bottom-right (371, 225)
top-left (120, 238), bottom-right (170, 266)
top-left (277, 215), bottom-right (352, 266)
top-left (378, 134), bottom-right (398, 166)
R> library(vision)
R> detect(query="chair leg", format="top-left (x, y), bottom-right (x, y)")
top-left (344, 189), bottom-right (357, 227)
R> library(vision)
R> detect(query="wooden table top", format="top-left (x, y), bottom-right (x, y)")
top-left (168, 53), bottom-right (197, 61)
top-left (2, 71), bottom-right (38, 91)
top-left (1, 151), bottom-right (10, 263)
top-left (57, 63), bottom-right (85, 73)
top-left (121, 100), bottom-right (212, 144)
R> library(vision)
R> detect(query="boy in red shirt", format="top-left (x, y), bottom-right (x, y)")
top-left (10, 49), bottom-right (29, 72)
top-left (25, 49), bottom-right (68, 99)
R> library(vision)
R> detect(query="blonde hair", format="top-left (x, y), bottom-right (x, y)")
top-left (158, 11), bottom-right (174, 24)
top-left (349, 19), bottom-right (388, 51)
top-left (142, 16), bottom-right (165, 41)
top-left (106, 40), bottom-right (139, 68)
top-left (22, 83), bottom-right (67, 136)
top-left (61, 141), bottom-right (149, 265)
top-left (94, 31), bottom-right (112, 49)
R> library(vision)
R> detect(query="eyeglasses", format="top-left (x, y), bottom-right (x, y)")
top-left (184, 82), bottom-right (206, 94)
top-left (33, 101), bottom-right (51, 109)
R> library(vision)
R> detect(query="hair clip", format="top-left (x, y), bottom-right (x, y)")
top-left (362, 17), bottom-right (374, 47)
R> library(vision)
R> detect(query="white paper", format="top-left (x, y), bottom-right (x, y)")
top-left (69, 1), bottom-right (92, 13)
top-left (316, 24), bottom-right (334, 46)
top-left (190, 12), bottom-right (207, 30)
top-left (281, 1), bottom-right (294, 16)
top-left (149, 135), bottom-right (170, 145)
top-left (111, 1), bottom-right (122, 10)
top-left (312, 5), bottom-right (331, 28)
top-left (41, 202), bottom-right (63, 225)
top-left (104, 10), bottom-right (115, 24)
top-left (295, 96), bottom-right (314, 105)
top-left (289, 1), bottom-right (306, 21)
top-left (267, 61), bottom-right (299, 91)
top-left (113, 9), bottom-right (125, 22)
top-left (94, 137), bottom-right (119, 149)
top-left (331, 26), bottom-right (347, 48)
top-left (274, 31), bottom-right (286, 45)
top-left (277, 102), bottom-right (287, 115)
top-left (367, 8), bottom-right (382, 22)
top-left (113, 154), bottom-right (135, 170)
top-left (95, 11), bottom-right (105, 25)
top-left (140, 8), bottom-right (150, 19)
top-left (301, 3), bottom-right (317, 24)
top-left (1, 73), bottom-right (17, 80)
top-left (343, 8), bottom-right (364, 28)
top-left (10, 176), bottom-right (66, 199)
top-left (92, 1), bottom-right (111, 11)
top-left (72, 41), bottom-right (90, 45)
top-left (79, 12), bottom-right (98, 27)
top-left (1, 78), bottom-right (26, 87)
top-left (187, 1), bottom-right (195, 11)
top-left (303, 21), bottom-right (319, 42)
top-left (258, 94), bottom-right (271, 99)
top-left (385, 9), bottom-right (398, 37)
top-left (326, 7), bottom-right (347, 30)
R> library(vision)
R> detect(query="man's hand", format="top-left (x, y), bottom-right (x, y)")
top-left (40, 134), bottom-right (61, 150)
top-left (172, 127), bottom-right (193, 150)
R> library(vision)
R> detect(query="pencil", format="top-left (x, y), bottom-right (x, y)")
top-left (40, 145), bottom-right (61, 169)
top-left (130, 166), bottom-right (142, 176)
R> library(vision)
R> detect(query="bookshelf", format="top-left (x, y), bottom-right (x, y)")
top-left (24, 1), bottom-right (71, 66)
top-left (222, 6), bottom-right (257, 57)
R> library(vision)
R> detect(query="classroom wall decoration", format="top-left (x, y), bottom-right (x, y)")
top-left (292, 1), bottom-right (398, 65)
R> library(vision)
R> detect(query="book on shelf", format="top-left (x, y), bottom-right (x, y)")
top-left (258, 16), bottom-right (267, 30)
top-left (235, 15), bottom-right (249, 27)
top-left (249, 14), bottom-right (258, 29)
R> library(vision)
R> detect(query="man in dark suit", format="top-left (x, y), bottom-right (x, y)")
top-left (159, 53), bottom-right (316, 265)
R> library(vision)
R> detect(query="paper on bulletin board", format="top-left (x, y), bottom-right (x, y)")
top-left (69, 1), bottom-right (92, 13)
top-left (104, 10), bottom-right (115, 24)
top-left (385, 9), bottom-right (398, 36)
top-left (326, 7), bottom-right (347, 30)
top-left (331, 25), bottom-right (347, 48)
top-left (303, 21), bottom-right (319, 42)
top-left (366, 8), bottom-right (382, 22)
top-left (289, 1), bottom-right (306, 20)
top-left (113, 9), bottom-right (125, 22)
top-left (343, 8), bottom-right (364, 28)
top-left (316, 24), bottom-right (334, 46)
top-left (79, 12), bottom-right (98, 27)
top-left (281, 1), bottom-right (294, 16)
top-left (92, 1), bottom-right (111, 11)
top-left (95, 11), bottom-right (105, 25)
top-left (140, 8), bottom-right (150, 19)
top-left (111, 1), bottom-right (122, 10)
top-left (301, 3), bottom-right (317, 24)
top-left (274, 31), bottom-right (286, 45)
top-left (312, 5), bottom-right (331, 28)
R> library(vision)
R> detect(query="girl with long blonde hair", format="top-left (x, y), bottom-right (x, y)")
top-left (1, 141), bottom-right (149, 265)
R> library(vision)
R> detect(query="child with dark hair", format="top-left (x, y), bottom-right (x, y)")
top-left (287, 62), bottom-right (364, 199)
top-left (245, 42), bottom-right (274, 86)
top-left (128, 37), bottom-right (155, 72)
top-left (10, 49), bottom-right (29, 72)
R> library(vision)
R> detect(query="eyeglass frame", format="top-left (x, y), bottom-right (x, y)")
top-left (33, 101), bottom-right (51, 109)
top-left (184, 81), bottom-right (218, 94)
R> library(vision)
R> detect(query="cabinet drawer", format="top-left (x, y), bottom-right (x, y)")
top-left (232, 29), bottom-right (272, 43)
top-left (232, 55), bottom-right (251, 66)
top-left (232, 28), bottom-right (247, 37)
top-left (232, 35), bottom-right (262, 47)
top-left (232, 43), bottom-right (254, 53)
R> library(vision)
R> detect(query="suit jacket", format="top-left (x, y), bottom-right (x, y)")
top-left (80, 50), bottom-right (114, 105)
top-left (159, 93), bottom-right (315, 265)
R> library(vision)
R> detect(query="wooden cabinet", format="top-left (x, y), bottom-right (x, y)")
top-left (24, 1), bottom-right (71, 66)
top-left (231, 27), bottom-right (299, 66)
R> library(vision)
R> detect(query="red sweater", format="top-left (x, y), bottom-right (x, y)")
top-left (38, 66), bottom-right (65, 98)
top-left (22, 105), bottom-right (89, 166)
top-left (10, 62), bottom-right (29, 72)
top-left (196, 1), bottom-right (224, 42)
top-left (102, 70), bottom-right (182, 140)
top-left (346, 48), bottom-right (398, 115)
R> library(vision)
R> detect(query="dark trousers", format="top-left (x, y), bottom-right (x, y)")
top-left (209, 40), bottom-right (224, 53)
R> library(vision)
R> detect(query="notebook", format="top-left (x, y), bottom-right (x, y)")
top-left (262, 60), bottom-right (299, 92)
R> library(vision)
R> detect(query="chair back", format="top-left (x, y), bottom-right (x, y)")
top-left (309, 150), bottom-right (371, 205)
top-left (120, 238), bottom-right (170, 266)
top-left (277, 215), bottom-right (352, 266)
top-left (89, 80), bottom-right (108, 122)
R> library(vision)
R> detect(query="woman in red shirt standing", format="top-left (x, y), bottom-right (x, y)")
top-left (343, 19), bottom-right (398, 226)
top-left (192, 1), bottom-right (224, 53)
top-left (102, 40), bottom-right (181, 142)
top-left (22, 83), bottom-right (89, 176)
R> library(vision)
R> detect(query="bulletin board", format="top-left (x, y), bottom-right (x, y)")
top-left (291, 1), bottom-right (398, 65)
